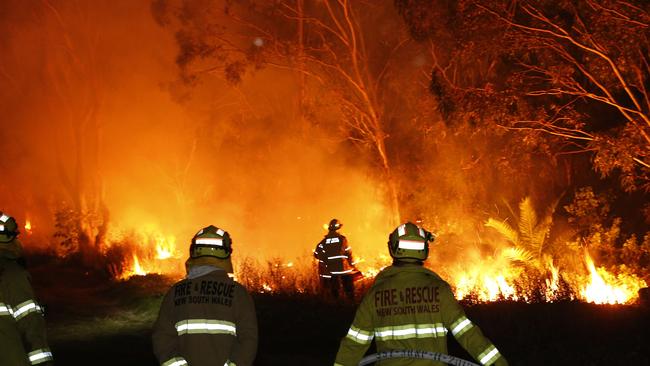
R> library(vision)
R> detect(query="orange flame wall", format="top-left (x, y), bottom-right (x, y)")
top-left (0, 0), bottom-right (393, 271)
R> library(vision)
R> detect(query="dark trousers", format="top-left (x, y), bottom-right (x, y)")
top-left (320, 274), bottom-right (354, 300)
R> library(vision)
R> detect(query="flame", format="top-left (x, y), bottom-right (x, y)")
top-left (24, 219), bottom-right (32, 234)
top-left (132, 255), bottom-right (146, 276)
top-left (544, 259), bottom-right (560, 300)
top-left (155, 234), bottom-right (175, 260)
top-left (581, 253), bottom-right (645, 304)
top-left (453, 272), bottom-right (521, 302)
top-left (111, 227), bottom-right (183, 280)
top-left (120, 254), bottom-right (148, 279)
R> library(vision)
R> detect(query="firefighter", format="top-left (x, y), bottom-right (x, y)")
top-left (313, 219), bottom-right (357, 300)
top-left (152, 225), bottom-right (258, 366)
top-left (0, 211), bottom-right (53, 366)
top-left (334, 222), bottom-right (508, 366)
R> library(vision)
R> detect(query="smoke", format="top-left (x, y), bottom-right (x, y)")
top-left (0, 0), bottom-right (393, 269)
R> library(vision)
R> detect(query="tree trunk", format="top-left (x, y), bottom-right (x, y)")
top-left (375, 131), bottom-right (401, 226)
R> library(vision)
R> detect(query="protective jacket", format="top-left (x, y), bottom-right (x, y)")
top-left (334, 264), bottom-right (508, 366)
top-left (313, 232), bottom-right (355, 278)
top-left (0, 256), bottom-right (53, 366)
top-left (152, 266), bottom-right (258, 366)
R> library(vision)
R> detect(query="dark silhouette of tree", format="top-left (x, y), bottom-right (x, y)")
top-left (396, 0), bottom-right (650, 192)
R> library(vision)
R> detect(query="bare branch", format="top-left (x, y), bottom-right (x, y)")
top-left (634, 157), bottom-right (650, 169)
top-left (585, 0), bottom-right (649, 28)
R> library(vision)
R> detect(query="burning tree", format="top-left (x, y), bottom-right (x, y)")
top-left (39, 0), bottom-right (110, 266)
top-left (152, 0), bottom-right (422, 224)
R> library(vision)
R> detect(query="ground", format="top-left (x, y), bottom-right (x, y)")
top-left (27, 258), bottom-right (650, 366)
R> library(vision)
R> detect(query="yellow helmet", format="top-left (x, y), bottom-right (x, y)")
top-left (190, 225), bottom-right (233, 259)
top-left (387, 222), bottom-right (435, 262)
top-left (0, 212), bottom-right (19, 243)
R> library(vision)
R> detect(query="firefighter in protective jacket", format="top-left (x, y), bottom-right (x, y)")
top-left (334, 222), bottom-right (508, 366)
top-left (314, 219), bottom-right (357, 300)
top-left (152, 225), bottom-right (258, 366)
top-left (0, 212), bottom-right (53, 366)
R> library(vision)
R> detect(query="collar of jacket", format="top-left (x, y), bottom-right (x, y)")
top-left (186, 265), bottom-right (224, 279)
top-left (374, 263), bottom-right (443, 284)
top-left (185, 256), bottom-right (233, 274)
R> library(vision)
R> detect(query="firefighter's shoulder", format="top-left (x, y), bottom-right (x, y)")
top-left (0, 258), bottom-right (30, 282)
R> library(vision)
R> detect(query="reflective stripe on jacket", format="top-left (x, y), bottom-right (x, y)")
top-left (152, 268), bottom-right (258, 366)
top-left (0, 257), bottom-right (53, 366)
top-left (334, 264), bottom-right (508, 366)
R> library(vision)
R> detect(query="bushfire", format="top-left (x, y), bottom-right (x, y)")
top-left (92, 224), bottom-right (646, 305)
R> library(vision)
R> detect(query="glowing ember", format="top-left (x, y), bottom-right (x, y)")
top-left (581, 254), bottom-right (646, 305)
top-left (262, 283), bottom-right (273, 292)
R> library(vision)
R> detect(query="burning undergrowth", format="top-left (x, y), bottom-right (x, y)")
top-left (21, 189), bottom-right (647, 306)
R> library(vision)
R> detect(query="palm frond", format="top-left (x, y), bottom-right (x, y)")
top-left (532, 223), bottom-right (551, 258)
top-left (518, 197), bottom-right (537, 247)
top-left (501, 246), bottom-right (534, 263)
top-left (485, 218), bottom-right (518, 245)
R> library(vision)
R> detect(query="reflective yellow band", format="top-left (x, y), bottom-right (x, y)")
top-left (346, 325), bottom-right (373, 344)
top-left (0, 302), bottom-right (13, 317)
top-left (175, 319), bottom-right (237, 336)
top-left (450, 316), bottom-right (473, 337)
top-left (28, 348), bottom-right (53, 365)
top-left (161, 357), bottom-right (188, 366)
top-left (478, 345), bottom-right (501, 365)
top-left (374, 323), bottom-right (447, 340)
top-left (14, 300), bottom-right (42, 320)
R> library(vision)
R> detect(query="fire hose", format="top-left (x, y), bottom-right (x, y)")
top-left (359, 350), bottom-right (480, 366)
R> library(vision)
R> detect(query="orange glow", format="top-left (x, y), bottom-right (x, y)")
top-left (0, 1), bottom-right (646, 307)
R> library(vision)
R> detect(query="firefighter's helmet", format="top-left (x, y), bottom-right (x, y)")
top-left (190, 225), bottom-right (233, 259)
top-left (328, 218), bottom-right (342, 232)
top-left (0, 212), bottom-right (19, 243)
top-left (388, 222), bottom-right (435, 262)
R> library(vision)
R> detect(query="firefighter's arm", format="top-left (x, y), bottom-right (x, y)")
top-left (230, 285), bottom-right (258, 366)
top-left (333, 292), bottom-right (374, 366)
top-left (342, 238), bottom-right (354, 266)
top-left (314, 244), bottom-right (321, 260)
top-left (7, 266), bottom-right (53, 365)
top-left (152, 289), bottom-right (186, 366)
top-left (440, 284), bottom-right (508, 366)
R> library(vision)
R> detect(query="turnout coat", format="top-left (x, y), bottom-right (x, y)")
top-left (334, 264), bottom-right (508, 366)
top-left (0, 257), bottom-right (52, 366)
top-left (152, 267), bottom-right (258, 366)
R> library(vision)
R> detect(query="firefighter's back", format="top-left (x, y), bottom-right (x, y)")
top-left (153, 269), bottom-right (257, 366)
top-left (369, 265), bottom-right (452, 366)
